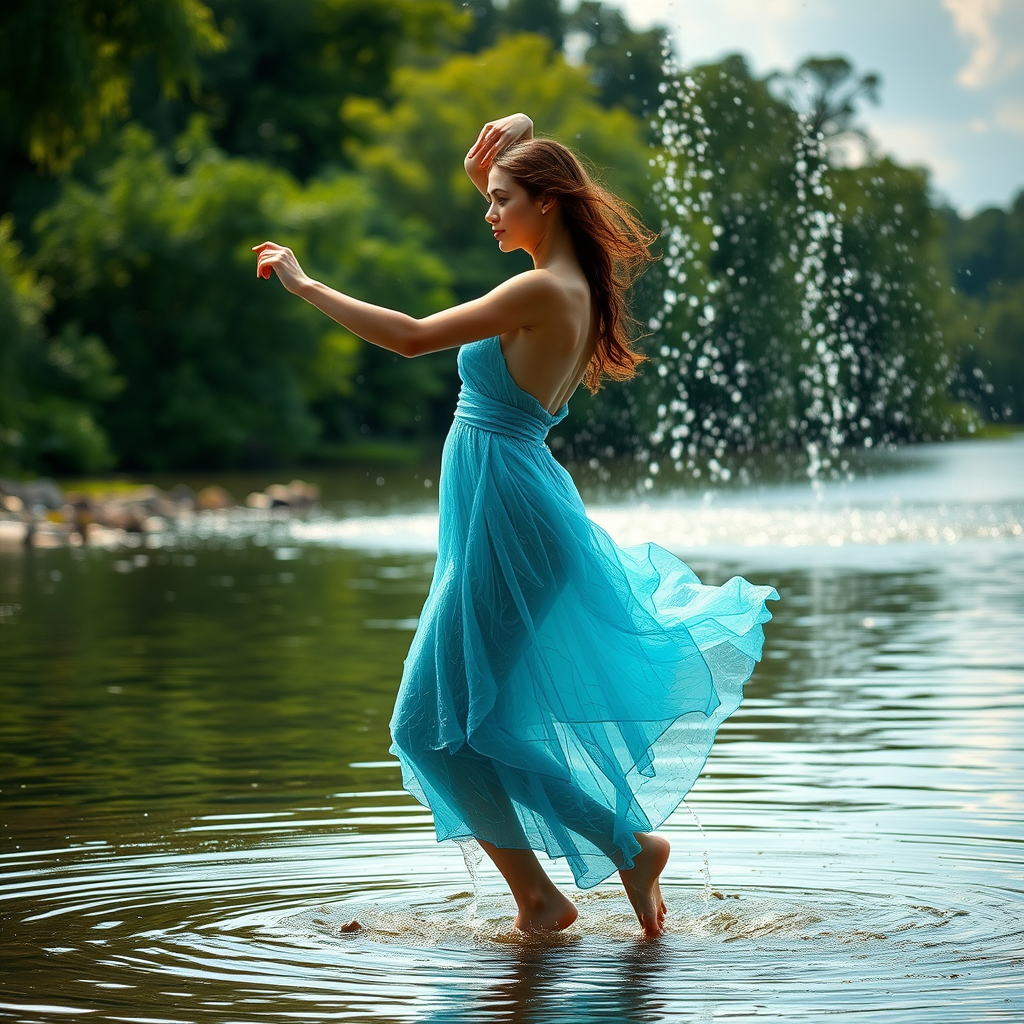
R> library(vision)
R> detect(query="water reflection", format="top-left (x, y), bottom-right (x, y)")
top-left (419, 938), bottom-right (674, 1024)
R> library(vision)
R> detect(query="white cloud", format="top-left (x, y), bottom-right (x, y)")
top-left (869, 115), bottom-right (964, 189)
top-left (995, 98), bottom-right (1024, 134)
top-left (942, 0), bottom-right (1024, 87)
top-left (611, 0), bottom-right (1024, 210)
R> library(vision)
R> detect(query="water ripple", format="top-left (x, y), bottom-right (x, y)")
top-left (3, 825), bottom-right (1021, 1023)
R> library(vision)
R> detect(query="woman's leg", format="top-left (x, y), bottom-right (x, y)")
top-left (618, 833), bottom-right (670, 938)
top-left (478, 832), bottom-right (667, 938)
top-left (476, 839), bottom-right (578, 933)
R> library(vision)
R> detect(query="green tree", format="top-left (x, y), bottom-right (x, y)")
top-left (457, 0), bottom-right (565, 51)
top-left (940, 191), bottom-right (1024, 422)
top-left (457, 1), bottom-right (670, 123)
top-left (598, 55), bottom-right (961, 477)
top-left (127, 0), bottom-right (467, 182)
top-left (0, 0), bottom-right (224, 175)
top-left (822, 160), bottom-right (957, 444)
top-left (339, 33), bottom-right (659, 437)
top-left (0, 216), bottom-right (121, 474)
top-left (566, 1), bottom-right (669, 120)
top-left (32, 122), bottom-right (453, 470)
top-left (770, 56), bottom-right (881, 148)
top-left (342, 33), bottom-right (656, 304)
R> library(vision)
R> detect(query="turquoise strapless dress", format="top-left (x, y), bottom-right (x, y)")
top-left (389, 337), bottom-right (778, 888)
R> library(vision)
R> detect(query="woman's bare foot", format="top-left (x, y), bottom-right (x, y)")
top-left (513, 890), bottom-right (578, 934)
top-left (476, 839), bottom-right (578, 935)
top-left (620, 833), bottom-right (670, 938)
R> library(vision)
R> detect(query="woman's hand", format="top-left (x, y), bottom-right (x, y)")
top-left (252, 241), bottom-right (311, 295)
top-left (464, 113), bottom-right (533, 196)
top-left (467, 112), bottom-right (533, 170)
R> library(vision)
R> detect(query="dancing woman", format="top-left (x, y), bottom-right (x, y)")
top-left (254, 112), bottom-right (777, 938)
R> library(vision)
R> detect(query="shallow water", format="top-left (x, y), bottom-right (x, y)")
top-left (2, 436), bottom-right (1023, 1022)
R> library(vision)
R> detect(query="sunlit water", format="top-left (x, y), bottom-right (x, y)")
top-left (2, 436), bottom-right (1022, 1022)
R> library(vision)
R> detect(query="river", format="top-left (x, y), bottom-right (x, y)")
top-left (2, 434), bottom-right (1022, 1022)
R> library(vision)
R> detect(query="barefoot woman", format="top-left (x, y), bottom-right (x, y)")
top-left (254, 113), bottom-right (777, 938)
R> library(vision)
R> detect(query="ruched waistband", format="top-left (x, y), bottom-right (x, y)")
top-left (454, 389), bottom-right (550, 443)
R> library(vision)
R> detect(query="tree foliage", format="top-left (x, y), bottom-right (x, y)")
top-left (343, 32), bottom-right (655, 310)
top-left (0, 0), bottom-right (1020, 476)
top-left (129, 0), bottom-right (467, 181)
top-left (572, 56), bottom-right (962, 476)
top-left (32, 122), bottom-right (453, 470)
top-left (566, 2), bottom-right (669, 120)
top-left (0, 216), bottom-right (122, 474)
top-left (771, 56), bottom-right (881, 145)
top-left (0, 0), bottom-right (224, 174)
top-left (943, 191), bottom-right (1024, 421)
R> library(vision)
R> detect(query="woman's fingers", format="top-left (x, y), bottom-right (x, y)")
top-left (476, 129), bottom-right (508, 168)
top-left (467, 121), bottom-right (497, 158)
top-left (255, 243), bottom-right (286, 279)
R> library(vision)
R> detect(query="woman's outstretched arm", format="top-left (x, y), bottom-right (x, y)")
top-left (252, 241), bottom-right (564, 358)
top-left (465, 113), bottom-right (533, 196)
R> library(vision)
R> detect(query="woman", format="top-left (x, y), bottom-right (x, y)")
top-left (254, 113), bottom-right (777, 939)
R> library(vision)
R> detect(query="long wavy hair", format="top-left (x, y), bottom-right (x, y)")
top-left (494, 138), bottom-right (657, 392)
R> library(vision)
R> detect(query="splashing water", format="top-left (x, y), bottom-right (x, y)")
top-left (682, 800), bottom-right (715, 915)
top-left (646, 53), bottom-right (963, 486)
top-left (457, 838), bottom-right (485, 924)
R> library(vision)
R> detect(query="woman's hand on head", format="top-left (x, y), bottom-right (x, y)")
top-left (252, 242), bottom-right (311, 295)
top-left (467, 113), bottom-right (533, 170)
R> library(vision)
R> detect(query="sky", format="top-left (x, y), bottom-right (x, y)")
top-left (613, 0), bottom-right (1024, 214)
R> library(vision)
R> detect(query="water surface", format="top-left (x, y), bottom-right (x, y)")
top-left (2, 436), bottom-right (1022, 1021)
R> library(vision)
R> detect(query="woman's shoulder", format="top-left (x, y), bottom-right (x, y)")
top-left (504, 269), bottom-right (588, 326)
top-left (500, 268), bottom-right (568, 302)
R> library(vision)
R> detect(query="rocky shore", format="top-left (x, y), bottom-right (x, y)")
top-left (0, 477), bottom-right (321, 549)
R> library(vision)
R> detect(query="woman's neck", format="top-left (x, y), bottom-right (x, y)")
top-left (528, 211), bottom-right (575, 272)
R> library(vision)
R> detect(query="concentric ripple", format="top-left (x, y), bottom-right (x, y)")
top-left (3, 821), bottom-right (1022, 1023)
top-left (3, 437), bottom-right (1023, 1022)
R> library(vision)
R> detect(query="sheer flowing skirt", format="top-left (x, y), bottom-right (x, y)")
top-left (390, 422), bottom-right (778, 888)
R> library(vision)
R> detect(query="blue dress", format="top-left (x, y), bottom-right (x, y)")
top-left (389, 337), bottom-right (778, 888)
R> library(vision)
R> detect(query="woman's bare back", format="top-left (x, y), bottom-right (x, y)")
top-left (498, 266), bottom-right (595, 414)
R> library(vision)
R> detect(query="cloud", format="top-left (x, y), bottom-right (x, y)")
top-left (995, 98), bottom-right (1024, 134)
top-left (942, 0), bottom-right (1024, 88)
top-left (868, 114), bottom-right (964, 190)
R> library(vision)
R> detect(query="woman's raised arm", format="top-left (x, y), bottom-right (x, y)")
top-left (253, 240), bottom-right (563, 358)
top-left (464, 113), bottom-right (533, 196)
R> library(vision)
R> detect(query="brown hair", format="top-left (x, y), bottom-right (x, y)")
top-left (494, 138), bottom-right (657, 392)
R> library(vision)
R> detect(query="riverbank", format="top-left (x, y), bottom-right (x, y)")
top-left (0, 477), bottom-right (320, 550)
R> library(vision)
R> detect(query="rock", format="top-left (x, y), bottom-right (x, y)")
top-left (0, 477), bottom-right (64, 511)
top-left (195, 485), bottom-right (233, 511)
top-left (29, 523), bottom-right (64, 548)
top-left (169, 484), bottom-right (196, 508)
top-left (0, 520), bottom-right (28, 547)
top-left (289, 479), bottom-right (320, 504)
top-left (246, 491), bottom-right (273, 509)
top-left (261, 479), bottom-right (319, 508)
top-left (265, 483), bottom-right (293, 507)
top-left (85, 523), bottom-right (126, 548)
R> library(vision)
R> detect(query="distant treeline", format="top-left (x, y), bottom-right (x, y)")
top-left (0, 0), bottom-right (1020, 476)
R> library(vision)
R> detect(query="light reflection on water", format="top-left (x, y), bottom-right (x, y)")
top-left (1, 436), bottom-right (1023, 1022)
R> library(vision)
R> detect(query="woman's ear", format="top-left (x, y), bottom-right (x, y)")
top-left (540, 196), bottom-right (556, 216)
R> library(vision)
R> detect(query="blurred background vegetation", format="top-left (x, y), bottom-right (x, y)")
top-left (1, 0), bottom-right (1021, 476)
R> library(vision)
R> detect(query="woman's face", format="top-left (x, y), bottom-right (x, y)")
top-left (485, 167), bottom-right (547, 253)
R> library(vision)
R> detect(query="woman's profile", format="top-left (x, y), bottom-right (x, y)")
top-left (254, 112), bottom-right (777, 939)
